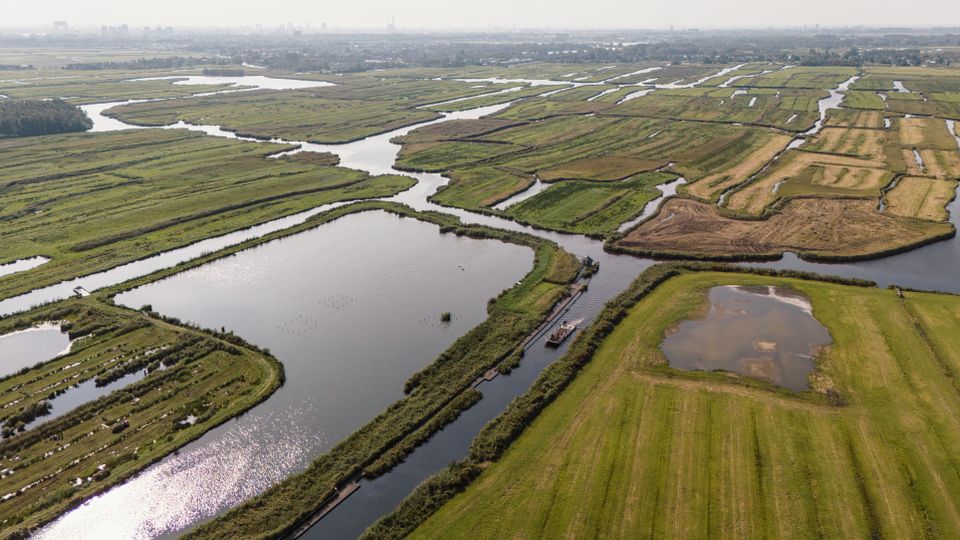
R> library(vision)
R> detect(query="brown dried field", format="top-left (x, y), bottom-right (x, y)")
top-left (726, 151), bottom-right (887, 215)
top-left (886, 177), bottom-right (959, 221)
top-left (682, 133), bottom-right (793, 201)
top-left (916, 149), bottom-right (960, 179)
top-left (825, 109), bottom-right (885, 129)
top-left (897, 117), bottom-right (958, 150)
top-left (805, 127), bottom-right (887, 161)
top-left (811, 166), bottom-right (889, 189)
top-left (616, 197), bottom-right (952, 259)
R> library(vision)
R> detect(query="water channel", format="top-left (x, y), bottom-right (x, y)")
top-left (13, 68), bottom-right (960, 538)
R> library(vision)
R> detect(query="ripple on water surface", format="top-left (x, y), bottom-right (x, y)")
top-left (661, 285), bottom-right (831, 391)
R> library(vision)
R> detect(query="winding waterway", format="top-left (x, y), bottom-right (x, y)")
top-left (17, 68), bottom-right (960, 539)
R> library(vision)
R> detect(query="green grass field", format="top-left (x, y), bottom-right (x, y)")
top-left (504, 172), bottom-right (671, 235)
top-left (431, 167), bottom-right (534, 208)
top-left (0, 128), bottom-right (414, 300)
top-left (409, 270), bottom-right (960, 539)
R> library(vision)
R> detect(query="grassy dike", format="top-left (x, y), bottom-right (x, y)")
top-left (0, 299), bottom-right (284, 539)
top-left (361, 263), bottom-right (897, 539)
top-left (91, 200), bottom-right (580, 540)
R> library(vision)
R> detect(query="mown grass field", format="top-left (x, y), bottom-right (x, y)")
top-left (0, 129), bottom-right (414, 300)
top-left (504, 173), bottom-right (671, 235)
top-left (409, 270), bottom-right (960, 539)
top-left (727, 150), bottom-right (891, 215)
top-left (721, 115), bottom-right (957, 219)
top-left (0, 299), bottom-right (282, 537)
top-left (886, 177), bottom-right (959, 221)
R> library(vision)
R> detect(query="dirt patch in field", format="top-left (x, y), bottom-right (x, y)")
top-left (616, 197), bottom-right (952, 259)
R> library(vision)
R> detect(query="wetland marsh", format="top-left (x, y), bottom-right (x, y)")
top-left (2, 44), bottom-right (960, 540)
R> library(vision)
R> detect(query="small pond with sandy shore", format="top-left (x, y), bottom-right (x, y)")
top-left (661, 285), bottom-right (831, 390)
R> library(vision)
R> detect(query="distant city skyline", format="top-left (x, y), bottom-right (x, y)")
top-left (5, 0), bottom-right (960, 30)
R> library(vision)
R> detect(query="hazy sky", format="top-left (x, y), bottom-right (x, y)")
top-left (7, 0), bottom-right (960, 29)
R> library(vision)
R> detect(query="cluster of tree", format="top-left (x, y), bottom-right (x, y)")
top-left (202, 67), bottom-right (244, 76)
top-left (63, 56), bottom-right (229, 70)
top-left (0, 99), bottom-right (92, 138)
top-left (793, 46), bottom-right (936, 67)
top-left (0, 63), bottom-right (33, 70)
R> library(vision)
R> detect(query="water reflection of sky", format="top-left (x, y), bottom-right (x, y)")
top-left (0, 323), bottom-right (72, 378)
top-left (662, 285), bottom-right (831, 391)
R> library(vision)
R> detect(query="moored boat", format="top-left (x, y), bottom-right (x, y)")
top-left (545, 318), bottom-right (581, 347)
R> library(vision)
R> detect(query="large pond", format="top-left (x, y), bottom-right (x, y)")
top-left (661, 286), bottom-right (831, 391)
top-left (37, 210), bottom-right (531, 539)
top-left (0, 323), bottom-right (72, 378)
